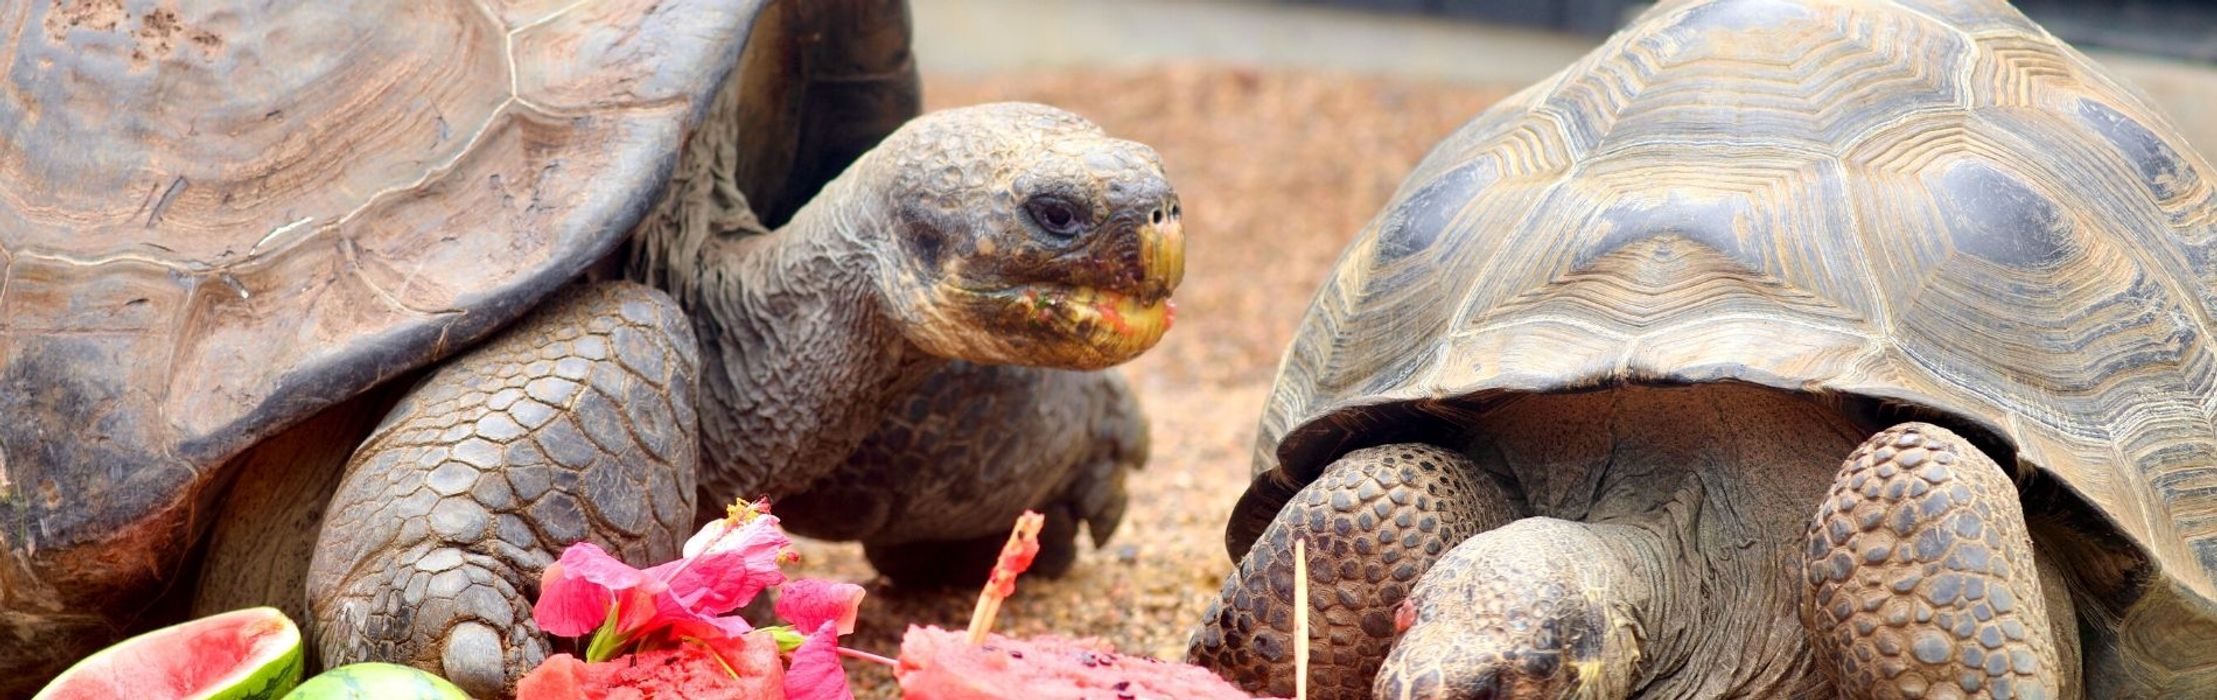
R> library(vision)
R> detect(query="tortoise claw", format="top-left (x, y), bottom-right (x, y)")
top-left (440, 620), bottom-right (520, 695)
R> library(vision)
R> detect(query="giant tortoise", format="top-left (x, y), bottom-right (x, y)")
top-left (1190, 1), bottom-right (2217, 698)
top-left (0, 0), bottom-right (1182, 695)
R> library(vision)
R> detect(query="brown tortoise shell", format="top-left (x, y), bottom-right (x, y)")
top-left (1235, 0), bottom-right (2217, 692)
top-left (0, 0), bottom-right (915, 647)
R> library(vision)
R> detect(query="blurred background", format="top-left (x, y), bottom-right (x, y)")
top-left (793, 2), bottom-right (2217, 695)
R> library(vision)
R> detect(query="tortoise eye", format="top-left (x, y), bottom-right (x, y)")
top-left (1024, 196), bottom-right (1086, 238)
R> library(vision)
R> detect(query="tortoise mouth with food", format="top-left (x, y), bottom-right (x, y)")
top-left (0, 0), bottom-right (1179, 695)
top-left (1190, 0), bottom-right (2217, 698)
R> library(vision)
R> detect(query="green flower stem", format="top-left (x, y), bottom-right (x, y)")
top-left (764, 625), bottom-right (805, 654)
top-left (584, 600), bottom-right (629, 662)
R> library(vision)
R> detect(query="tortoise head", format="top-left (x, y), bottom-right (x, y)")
top-left (864, 102), bottom-right (1184, 371)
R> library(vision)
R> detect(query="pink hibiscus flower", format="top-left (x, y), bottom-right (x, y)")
top-left (775, 579), bottom-right (866, 700)
top-left (532, 500), bottom-right (796, 660)
top-left (526, 498), bottom-right (870, 699)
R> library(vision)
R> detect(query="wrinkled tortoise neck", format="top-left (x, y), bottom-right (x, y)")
top-left (630, 159), bottom-right (947, 505)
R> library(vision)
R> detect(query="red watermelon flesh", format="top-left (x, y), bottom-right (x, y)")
top-left (895, 625), bottom-right (1276, 700)
top-left (515, 631), bottom-right (783, 700)
top-left (35, 607), bottom-right (303, 700)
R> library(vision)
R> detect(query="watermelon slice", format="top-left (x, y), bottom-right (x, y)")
top-left (282, 663), bottom-right (469, 699)
top-left (889, 512), bottom-right (1275, 699)
top-left (516, 631), bottom-right (784, 700)
top-left (35, 607), bottom-right (304, 700)
top-left (895, 626), bottom-right (1275, 699)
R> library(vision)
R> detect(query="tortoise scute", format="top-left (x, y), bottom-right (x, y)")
top-left (2075, 99), bottom-right (2196, 202)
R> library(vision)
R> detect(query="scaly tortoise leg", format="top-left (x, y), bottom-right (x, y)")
top-left (1188, 444), bottom-right (1525, 699)
top-left (780, 363), bottom-right (1146, 587)
top-left (1802, 423), bottom-right (2066, 700)
top-left (305, 282), bottom-right (701, 697)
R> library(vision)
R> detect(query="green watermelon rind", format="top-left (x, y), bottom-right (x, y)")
top-left (33, 606), bottom-right (304, 700)
top-left (282, 662), bottom-right (472, 700)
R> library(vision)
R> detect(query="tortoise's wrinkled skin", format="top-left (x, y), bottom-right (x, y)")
top-left (0, 0), bottom-right (1184, 695)
top-left (1194, 0), bottom-right (2217, 698)
top-left (780, 361), bottom-right (1149, 587)
top-left (632, 101), bottom-right (1181, 513)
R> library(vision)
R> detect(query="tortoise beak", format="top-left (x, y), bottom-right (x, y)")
top-left (1072, 201), bottom-right (1185, 365)
top-left (1016, 207), bottom-right (1183, 370)
top-left (1138, 209), bottom-right (1185, 305)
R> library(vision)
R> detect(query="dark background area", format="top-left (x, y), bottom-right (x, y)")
top-left (1278, 0), bottom-right (2217, 62)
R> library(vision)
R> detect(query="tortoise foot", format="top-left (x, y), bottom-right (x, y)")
top-left (1802, 423), bottom-right (2067, 700)
top-left (304, 282), bottom-right (702, 696)
top-left (1188, 444), bottom-right (1524, 699)
top-left (313, 552), bottom-right (548, 696)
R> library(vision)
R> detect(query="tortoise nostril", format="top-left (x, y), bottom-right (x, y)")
top-left (1464, 668), bottom-right (1502, 700)
top-left (1150, 208), bottom-right (1164, 225)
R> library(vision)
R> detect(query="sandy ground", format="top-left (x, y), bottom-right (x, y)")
top-left (782, 64), bottom-right (1511, 697)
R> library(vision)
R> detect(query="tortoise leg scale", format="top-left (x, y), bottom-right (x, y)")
top-left (1801, 423), bottom-right (2065, 700)
top-left (1188, 444), bottom-right (1525, 699)
top-left (304, 281), bottom-right (701, 697)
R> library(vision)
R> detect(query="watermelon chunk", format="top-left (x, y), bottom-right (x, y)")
top-left (516, 630), bottom-right (785, 700)
top-left (282, 663), bottom-right (469, 699)
top-left (34, 607), bottom-right (303, 700)
top-left (895, 625), bottom-right (1276, 700)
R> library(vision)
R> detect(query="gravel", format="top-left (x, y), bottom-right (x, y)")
top-left (785, 63), bottom-right (1511, 698)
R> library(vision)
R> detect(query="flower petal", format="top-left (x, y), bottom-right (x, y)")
top-left (658, 549), bottom-right (787, 618)
top-left (558, 542), bottom-right (652, 589)
top-left (716, 614), bottom-right (757, 637)
top-left (681, 517), bottom-right (736, 560)
top-left (533, 561), bottom-right (610, 638)
top-left (533, 543), bottom-right (657, 637)
top-left (611, 581), bottom-right (668, 636)
top-left (685, 513), bottom-right (793, 563)
top-left (782, 623), bottom-right (855, 700)
top-left (775, 580), bottom-right (865, 636)
top-left (645, 612), bottom-right (755, 646)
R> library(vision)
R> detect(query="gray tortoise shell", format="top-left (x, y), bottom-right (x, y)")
top-left (1250, 0), bottom-right (2217, 639)
top-left (0, 0), bottom-right (760, 582)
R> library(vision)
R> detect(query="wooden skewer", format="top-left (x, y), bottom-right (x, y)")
top-left (967, 510), bottom-right (1047, 645)
top-left (1295, 537), bottom-right (1309, 700)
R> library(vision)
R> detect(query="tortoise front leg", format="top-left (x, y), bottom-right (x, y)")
top-left (1801, 423), bottom-right (2070, 699)
top-left (1188, 444), bottom-right (1526, 699)
top-left (776, 363), bottom-right (1146, 588)
top-left (305, 281), bottom-right (701, 697)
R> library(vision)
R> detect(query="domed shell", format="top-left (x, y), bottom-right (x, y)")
top-left (0, 0), bottom-right (756, 565)
top-left (1246, 0), bottom-right (2217, 687)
